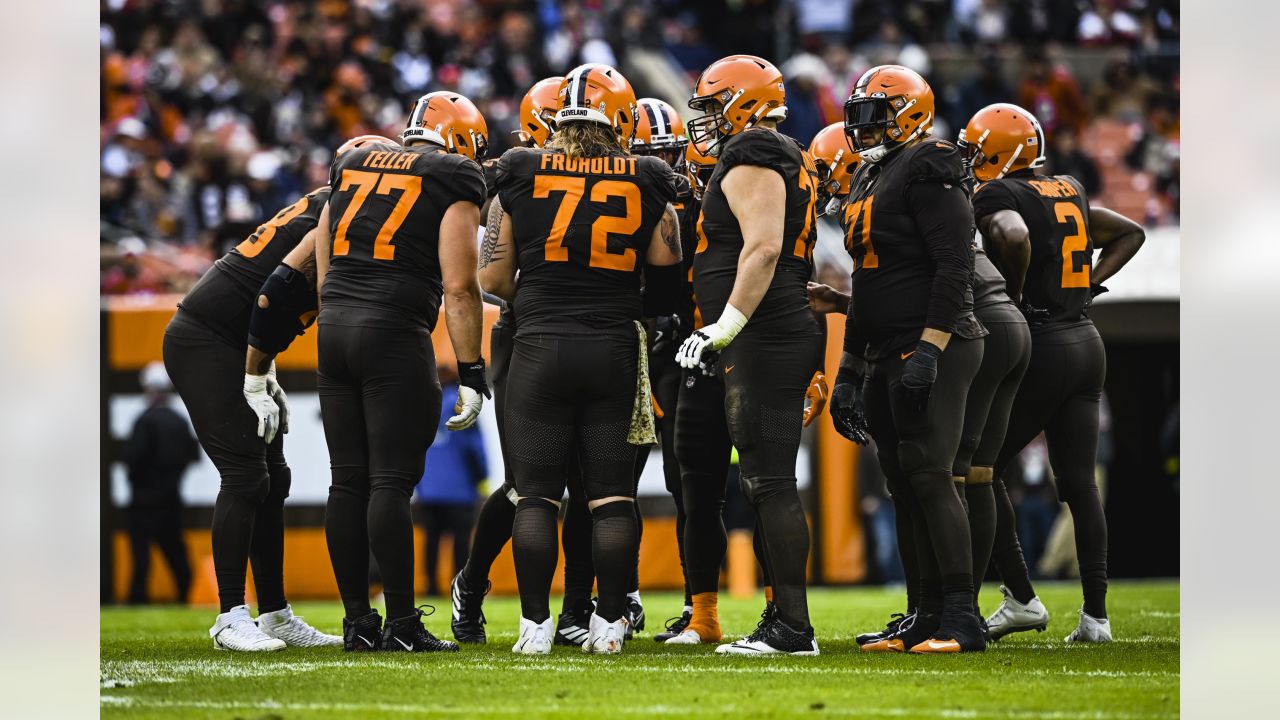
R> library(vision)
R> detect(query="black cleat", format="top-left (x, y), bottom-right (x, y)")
top-left (653, 609), bottom-right (692, 643)
top-left (554, 598), bottom-right (594, 647)
top-left (861, 611), bottom-right (940, 653)
top-left (382, 606), bottom-right (460, 653)
top-left (910, 610), bottom-right (988, 654)
top-left (716, 609), bottom-right (819, 656)
top-left (450, 571), bottom-right (489, 644)
top-left (624, 597), bottom-right (646, 640)
top-left (856, 611), bottom-right (911, 647)
top-left (343, 610), bottom-right (383, 652)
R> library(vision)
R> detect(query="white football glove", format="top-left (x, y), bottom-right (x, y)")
top-left (264, 362), bottom-right (289, 435)
top-left (243, 373), bottom-right (281, 444)
top-left (677, 305), bottom-right (748, 370)
top-left (447, 386), bottom-right (484, 431)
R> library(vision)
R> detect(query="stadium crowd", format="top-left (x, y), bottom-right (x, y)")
top-left (100, 0), bottom-right (1178, 296)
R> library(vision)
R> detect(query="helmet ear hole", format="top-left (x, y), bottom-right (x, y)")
top-left (740, 99), bottom-right (757, 111)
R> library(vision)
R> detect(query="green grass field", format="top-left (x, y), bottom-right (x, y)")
top-left (101, 580), bottom-right (1178, 719)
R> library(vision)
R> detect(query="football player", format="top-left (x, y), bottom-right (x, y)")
top-left (163, 137), bottom-right (389, 651)
top-left (808, 122), bottom-right (861, 216)
top-left (674, 55), bottom-right (823, 656)
top-left (963, 103), bottom-right (1145, 643)
top-left (629, 97), bottom-right (694, 638)
top-left (830, 65), bottom-right (989, 654)
top-left (480, 64), bottom-right (680, 655)
top-left (315, 92), bottom-right (490, 653)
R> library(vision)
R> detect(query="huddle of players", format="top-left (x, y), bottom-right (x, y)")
top-left (811, 67), bottom-right (1146, 653)
top-left (164, 51), bottom-right (1142, 656)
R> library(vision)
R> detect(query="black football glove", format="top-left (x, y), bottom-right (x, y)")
top-left (830, 368), bottom-right (871, 445)
top-left (457, 358), bottom-right (492, 399)
top-left (898, 340), bottom-right (942, 412)
top-left (652, 314), bottom-right (681, 358)
top-left (1090, 283), bottom-right (1109, 299)
top-left (1018, 301), bottom-right (1051, 325)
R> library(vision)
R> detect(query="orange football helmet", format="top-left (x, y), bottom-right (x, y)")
top-left (632, 97), bottom-right (689, 169)
top-left (688, 55), bottom-right (787, 155)
top-left (402, 91), bottom-right (490, 160)
top-left (555, 64), bottom-right (638, 142)
top-left (335, 134), bottom-right (397, 158)
top-left (685, 140), bottom-right (716, 200)
top-left (515, 76), bottom-right (563, 148)
top-left (843, 65), bottom-right (935, 162)
top-left (958, 103), bottom-right (1046, 182)
top-left (808, 122), bottom-right (861, 209)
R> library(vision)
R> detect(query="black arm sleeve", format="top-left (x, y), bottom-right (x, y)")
top-left (840, 307), bottom-right (869, 378)
top-left (641, 264), bottom-right (682, 317)
top-left (908, 180), bottom-right (974, 334)
top-left (248, 264), bottom-right (317, 354)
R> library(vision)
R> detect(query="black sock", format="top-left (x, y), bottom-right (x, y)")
top-left (889, 490), bottom-right (920, 612)
top-left (591, 500), bottom-right (639, 623)
top-left (367, 485), bottom-right (415, 620)
top-left (250, 467), bottom-right (290, 614)
top-left (512, 498), bottom-right (559, 623)
top-left (991, 476), bottom-right (1036, 604)
top-left (941, 572), bottom-right (976, 622)
top-left (750, 478), bottom-right (810, 629)
top-left (681, 468), bottom-right (727, 597)
top-left (752, 519), bottom-right (774, 592)
top-left (324, 481), bottom-right (372, 619)
top-left (911, 498), bottom-right (944, 615)
top-left (561, 494), bottom-right (594, 612)
top-left (965, 480), bottom-right (996, 611)
top-left (1064, 487), bottom-right (1109, 619)
top-left (460, 485), bottom-right (515, 592)
top-left (212, 490), bottom-right (257, 614)
top-left (674, 498), bottom-right (691, 606)
top-left (629, 502), bottom-right (644, 594)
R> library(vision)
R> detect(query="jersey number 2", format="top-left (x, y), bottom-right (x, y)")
top-left (534, 175), bottom-right (638, 271)
top-left (1054, 201), bottom-right (1090, 289)
top-left (332, 170), bottom-right (422, 261)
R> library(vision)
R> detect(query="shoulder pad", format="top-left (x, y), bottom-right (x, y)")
top-left (904, 139), bottom-right (966, 185)
top-left (719, 128), bottom-right (801, 171)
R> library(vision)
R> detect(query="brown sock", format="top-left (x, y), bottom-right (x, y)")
top-left (688, 591), bottom-right (722, 642)
top-left (763, 585), bottom-right (774, 603)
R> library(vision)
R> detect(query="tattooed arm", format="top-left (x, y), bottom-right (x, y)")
top-left (478, 201), bottom-right (517, 302)
top-left (645, 203), bottom-right (681, 267)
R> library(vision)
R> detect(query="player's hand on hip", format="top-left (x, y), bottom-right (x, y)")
top-left (677, 305), bottom-right (747, 370)
top-left (447, 386), bottom-right (484, 430)
top-left (899, 340), bottom-right (942, 412)
top-left (830, 373), bottom-right (871, 445)
top-left (264, 362), bottom-right (289, 435)
top-left (243, 374), bottom-right (281, 444)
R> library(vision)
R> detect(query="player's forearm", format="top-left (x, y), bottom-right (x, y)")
top-left (246, 346), bottom-right (274, 376)
top-left (444, 288), bottom-right (484, 362)
top-left (1092, 229), bottom-right (1145, 285)
top-left (725, 241), bottom-right (780, 319)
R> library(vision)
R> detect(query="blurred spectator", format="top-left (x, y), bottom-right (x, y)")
top-left (1126, 93), bottom-right (1180, 219)
top-left (945, 49), bottom-right (1012, 134)
top-left (124, 363), bottom-right (198, 604)
top-left (1090, 56), bottom-right (1158, 122)
top-left (780, 53), bottom-right (843, 146)
top-left (1006, 436), bottom-right (1058, 579)
top-left (1017, 48), bottom-right (1089, 140)
top-left (415, 375), bottom-right (488, 596)
top-left (858, 440), bottom-right (903, 584)
top-left (1046, 127), bottom-right (1102, 197)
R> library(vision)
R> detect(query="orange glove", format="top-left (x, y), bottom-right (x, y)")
top-left (802, 371), bottom-right (829, 427)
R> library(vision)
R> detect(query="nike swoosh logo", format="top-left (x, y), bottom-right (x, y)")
top-left (900, 351), bottom-right (914, 360)
top-left (926, 640), bottom-right (954, 650)
top-left (359, 635), bottom-right (375, 648)
top-left (724, 364), bottom-right (736, 374)
top-left (394, 637), bottom-right (412, 651)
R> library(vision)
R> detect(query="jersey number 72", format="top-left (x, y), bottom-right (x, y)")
top-left (533, 174), bottom-right (639, 271)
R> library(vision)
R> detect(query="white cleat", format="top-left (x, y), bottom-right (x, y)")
top-left (512, 617), bottom-right (553, 655)
top-left (582, 613), bottom-right (627, 654)
top-left (257, 605), bottom-right (342, 648)
top-left (664, 628), bottom-right (704, 645)
top-left (986, 585), bottom-right (1050, 641)
top-left (210, 605), bottom-right (286, 652)
top-left (1064, 608), bottom-right (1113, 643)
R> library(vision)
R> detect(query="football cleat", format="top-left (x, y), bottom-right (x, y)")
top-left (381, 606), bottom-right (460, 653)
top-left (512, 617), bottom-right (554, 655)
top-left (654, 609), bottom-right (692, 643)
top-left (554, 599), bottom-right (594, 647)
top-left (861, 611), bottom-right (939, 653)
top-left (624, 596), bottom-right (646, 640)
top-left (664, 627), bottom-right (708, 645)
top-left (716, 614), bottom-right (819, 656)
top-left (1064, 608), bottom-right (1113, 643)
top-left (986, 585), bottom-right (1050, 641)
top-left (450, 572), bottom-right (489, 644)
top-left (909, 610), bottom-right (988, 654)
top-left (210, 605), bottom-right (286, 652)
top-left (856, 611), bottom-right (911, 646)
top-left (582, 613), bottom-right (628, 654)
top-left (342, 610), bottom-right (383, 652)
top-left (257, 605), bottom-right (342, 648)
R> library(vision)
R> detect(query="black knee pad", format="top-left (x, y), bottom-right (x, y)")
top-left (329, 467), bottom-right (370, 501)
top-left (221, 471), bottom-right (271, 504)
top-left (590, 498), bottom-right (635, 521)
top-left (265, 465), bottom-right (292, 505)
top-left (738, 474), bottom-right (796, 506)
top-left (518, 496), bottom-right (560, 514)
